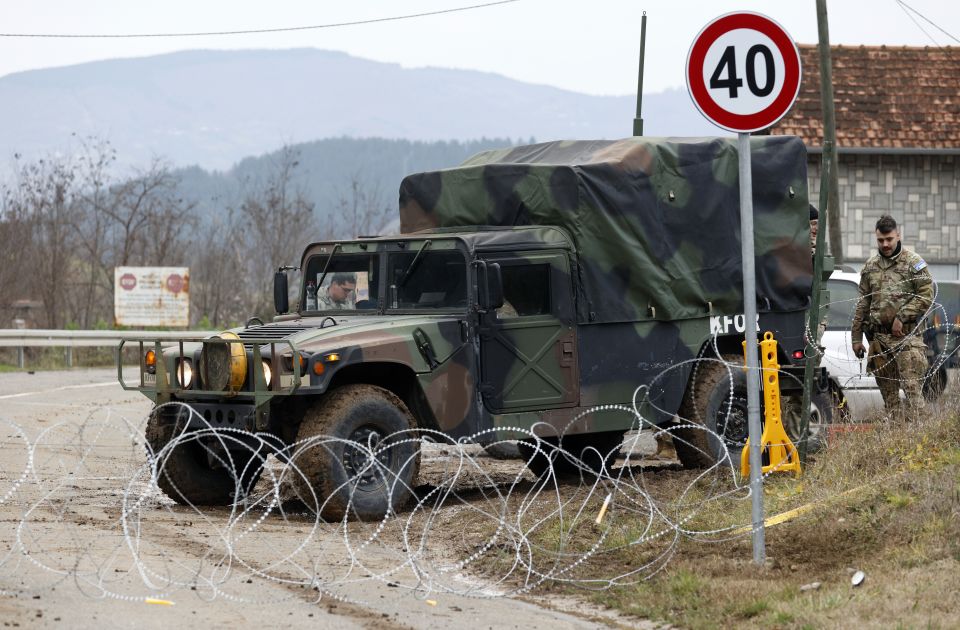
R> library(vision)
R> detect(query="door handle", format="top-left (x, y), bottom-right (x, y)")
top-left (560, 341), bottom-right (575, 367)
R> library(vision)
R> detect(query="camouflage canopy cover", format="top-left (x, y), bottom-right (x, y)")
top-left (399, 136), bottom-right (812, 325)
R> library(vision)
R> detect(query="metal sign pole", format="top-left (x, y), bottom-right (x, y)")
top-left (738, 131), bottom-right (766, 564)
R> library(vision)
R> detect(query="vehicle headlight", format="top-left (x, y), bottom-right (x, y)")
top-left (281, 352), bottom-right (309, 376)
top-left (261, 359), bottom-right (272, 388)
top-left (175, 358), bottom-right (194, 388)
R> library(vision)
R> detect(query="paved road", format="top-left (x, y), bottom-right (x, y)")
top-left (0, 369), bottom-right (641, 629)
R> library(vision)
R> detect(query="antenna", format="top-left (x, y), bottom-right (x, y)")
top-left (633, 11), bottom-right (647, 136)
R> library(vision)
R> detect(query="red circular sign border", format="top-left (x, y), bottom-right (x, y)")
top-left (119, 273), bottom-right (137, 291)
top-left (166, 273), bottom-right (184, 295)
top-left (686, 12), bottom-right (801, 133)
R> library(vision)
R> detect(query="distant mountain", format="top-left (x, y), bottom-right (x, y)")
top-left (173, 136), bottom-right (521, 227)
top-left (0, 49), bottom-right (720, 170)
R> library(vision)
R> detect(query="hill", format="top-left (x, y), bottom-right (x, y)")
top-left (173, 136), bottom-right (520, 225)
top-left (0, 48), bottom-right (719, 170)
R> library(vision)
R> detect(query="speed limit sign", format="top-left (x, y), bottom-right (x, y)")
top-left (686, 12), bottom-right (801, 133)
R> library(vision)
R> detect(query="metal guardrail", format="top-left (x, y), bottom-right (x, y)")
top-left (0, 328), bottom-right (210, 368)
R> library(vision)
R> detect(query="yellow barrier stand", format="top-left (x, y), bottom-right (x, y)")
top-left (740, 331), bottom-right (802, 478)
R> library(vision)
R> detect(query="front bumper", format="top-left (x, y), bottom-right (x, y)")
top-left (118, 335), bottom-right (303, 408)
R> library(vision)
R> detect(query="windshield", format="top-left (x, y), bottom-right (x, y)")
top-left (387, 249), bottom-right (468, 310)
top-left (302, 252), bottom-right (378, 312)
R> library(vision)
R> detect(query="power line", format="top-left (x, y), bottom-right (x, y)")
top-left (896, 0), bottom-right (960, 46)
top-left (897, 2), bottom-right (942, 48)
top-left (0, 0), bottom-right (521, 39)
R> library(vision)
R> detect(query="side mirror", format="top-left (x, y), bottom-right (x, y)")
top-left (274, 270), bottom-right (289, 314)
top-left (477, 262), bottom-right (504, 311)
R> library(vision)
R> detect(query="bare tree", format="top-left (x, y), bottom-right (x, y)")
top-left (237, 146), bottom-right (319, 318)
top-left (331, 172), bottom-right (394, 239)
top-left (190, 207), bottom-right (249, 326)
top-left (5, 154), bottom-right (83, 328)
top-left (70, 139), bottom-right (118, 328)
top-left (104, 158), bottom-right (195, 268)
top-left (2, 144), bottom-right (198, 330)
top-left (0, 187), bottom-right (33, 322)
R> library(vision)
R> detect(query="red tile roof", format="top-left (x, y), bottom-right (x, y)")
top-left (772, 44), bottom-right (960, 148)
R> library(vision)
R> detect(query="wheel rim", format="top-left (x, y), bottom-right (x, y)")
top-left (342, 424), bottom-right (394, 490)
top-left (716, 392), bottom-right (750, 450)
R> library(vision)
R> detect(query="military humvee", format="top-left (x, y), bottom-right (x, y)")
top-left (123, 136), bottom-right (819, 519)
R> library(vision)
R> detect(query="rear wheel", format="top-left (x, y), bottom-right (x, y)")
top-left (146, 405), bottom-right (265, 505)
top-left (674, 355), bottom-right (751, 469)
top-left (289, 385), bottom-right (420, 521)
top-left (804, 389), bottom-right (843, 453)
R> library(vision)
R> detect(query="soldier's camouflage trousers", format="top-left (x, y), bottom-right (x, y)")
top-left (868, 335), bottom-right (927, 420)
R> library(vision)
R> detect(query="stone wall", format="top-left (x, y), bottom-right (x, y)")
top-left (807, 153), bottom-right (960, 276)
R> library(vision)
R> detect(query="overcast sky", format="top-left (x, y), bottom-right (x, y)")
top-left (2, 0), bottom-right (958, 95)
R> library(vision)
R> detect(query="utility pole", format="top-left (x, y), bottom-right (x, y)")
top-left (816, 0), bottom-right (844, 264)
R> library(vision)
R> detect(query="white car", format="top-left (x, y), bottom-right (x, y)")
top-left (820, 270), bottom-right (953, 421)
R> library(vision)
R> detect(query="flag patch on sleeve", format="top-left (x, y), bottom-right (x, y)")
top-left (914, 259), bottom-right (928, 271)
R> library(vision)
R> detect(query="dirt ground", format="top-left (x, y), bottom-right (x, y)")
top-left (0, 369), bottom-right (663, 629)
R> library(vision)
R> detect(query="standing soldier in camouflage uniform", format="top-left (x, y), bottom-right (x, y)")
top-left (317, 272), bottom-right (357, 310)
top-left (852, 215), bottom-right (933, 419)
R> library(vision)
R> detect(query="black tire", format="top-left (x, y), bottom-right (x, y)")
top-left (518, 431), bottom-right (624, 478)
top-left (289, 385), bottom-right (420, 521)
top-left (674, 355), bottom-right (752, 469)
top-left (483, 442), bottom-right (522, 460)
top-left (812, 383), bottom-right (848, 425)
top-left (146, 406), bottom-right (265, 505)
top-left (804, 388), bottom-right (843, 454)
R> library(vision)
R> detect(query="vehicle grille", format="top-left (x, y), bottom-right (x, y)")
top-left (235, 324), bottom-right (310, 341)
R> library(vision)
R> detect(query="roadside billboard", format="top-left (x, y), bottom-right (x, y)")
top-left (114, 267), bottom-right (190, 327)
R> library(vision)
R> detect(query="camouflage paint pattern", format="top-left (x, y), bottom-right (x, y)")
top-left (399, 136), bottom-right (812, 325)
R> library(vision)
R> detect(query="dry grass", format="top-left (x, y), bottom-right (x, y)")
top-left (462, 400), bottom-right (960, 629)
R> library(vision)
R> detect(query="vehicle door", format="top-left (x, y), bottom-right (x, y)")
top-left (478, 251), bottom-right (578, 412)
